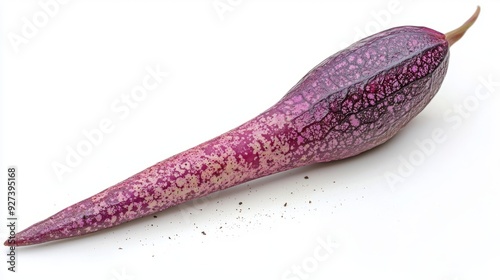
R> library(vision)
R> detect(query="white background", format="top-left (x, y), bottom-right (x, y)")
top-left (1, 1), bottom-right (499, 279)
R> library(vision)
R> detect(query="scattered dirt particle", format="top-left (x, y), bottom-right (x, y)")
top-left (153, 215), bottom-right (157, 218)
top-left (304, 176), bottom-right (309, 179)
top-left (284, 202), bottom-right (287, 207)
top-left (309, 200), bottom-right (312, 204)
top-left (118, 247), bottom-right (122, 250)
top-left (201, 231), bottom-right (206, 235)
top-left (239, 202), bottom-right (243, 205)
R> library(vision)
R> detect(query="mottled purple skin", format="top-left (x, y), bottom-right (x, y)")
top-left (8, 26), bottom-right (449, 246)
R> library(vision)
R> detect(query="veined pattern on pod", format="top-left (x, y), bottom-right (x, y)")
top-left (8, 6), bottom-right (481, 246)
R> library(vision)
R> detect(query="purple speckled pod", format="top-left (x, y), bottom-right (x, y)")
top-left (6, 8), bottom-right (479, 246)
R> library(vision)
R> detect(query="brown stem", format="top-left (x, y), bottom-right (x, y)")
top-left (445, 6), bottom-right (480, 47)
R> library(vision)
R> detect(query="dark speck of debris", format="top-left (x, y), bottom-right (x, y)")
top-left (239, 202), bottom-right (243, 205)
top-left (309, 200), bottom-right (312, 204)
top-left (284, 202), bottom-right (288, 207)
top-left (118, 247), bottom-right (122, 250)
top-left (202, 231), bottom-right (206, 235)
top-left (153, 215), bottom-right (157, 218)
top-left (304, 176), bottom-right (309, 179)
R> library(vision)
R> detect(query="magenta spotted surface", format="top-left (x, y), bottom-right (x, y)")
top-left (10, 26), bottom-right (449, 246)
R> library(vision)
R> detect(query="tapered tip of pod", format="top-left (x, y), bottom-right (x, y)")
top-left (4, 236), bottom-right (29, 246)
top-left (4, 235), bottom-right (30, 247)
top-left (445, 6), bottom-right (480, 47)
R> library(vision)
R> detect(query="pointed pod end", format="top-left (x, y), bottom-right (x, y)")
top-left (3, 238), bottom-right (26, 247)
top-left (4, 236), bottom-right (29, 247)
top-left (3, 220), bottom-right (56, 247)
top-left (445, 6), bottom-right (480, 47)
